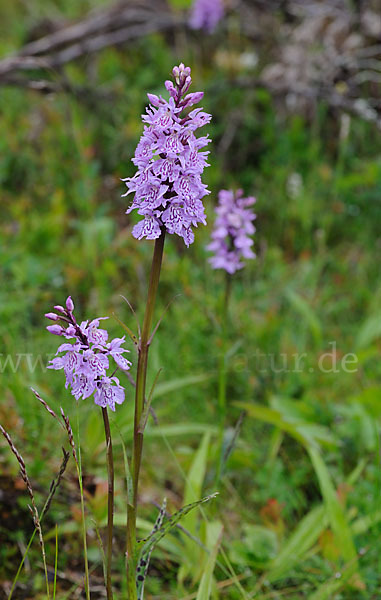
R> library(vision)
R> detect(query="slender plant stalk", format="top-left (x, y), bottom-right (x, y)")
top-left (102, 407), bottom-right (114, 600)
top-left (216, 272), bottom-right (232, 485)
top-left (126, 231), bottom-right (166, 598)
top-left (8, 448), bottom-right (69, 600)
top-left (53, 525), bottom-right (58, 600)
top-left (74, 409), bottom-right (91, 600)
top-left (0, 426), bottom-right (49, 598)
top-left (76, 452), bottom-right (91, 600)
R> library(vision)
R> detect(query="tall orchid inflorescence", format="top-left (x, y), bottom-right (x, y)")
top-left (122, 63), bottom-right (211, 247)
top-left (45, 296), bottom-right (131, 411)
top-left (189, 0), bottom-right (224, 33)
top-left (207, 189), bottom-right (256, 274)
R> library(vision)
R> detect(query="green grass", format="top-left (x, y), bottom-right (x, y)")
top-left (1, 1), bottom-right (381, 598)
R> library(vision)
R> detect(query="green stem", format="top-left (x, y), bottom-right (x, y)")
top-left (9, 530), bottom-right (36, 599)
top-left (77, 463), bottom-right (91, 600)
top-left (126, 231), bottom-right (166, 598)
top-left (76, 410), bottom-right (91, 600)
top-left (102, 407), bottom-right (114, 600)
top-left (216, 272), bottom-right (232, 484)
top-left (9, 457), bottom-right (67, 600)
top-left (40, 525), bottom-right (50, 600)
top-left (53, 525), bottom-right (58, 600)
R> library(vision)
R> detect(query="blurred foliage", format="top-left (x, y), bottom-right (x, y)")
top-left (1, 1), bottom-right (381, 599)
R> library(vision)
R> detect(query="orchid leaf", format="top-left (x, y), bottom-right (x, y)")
top-left (138, 368), bottom-right (162, 434)
top-left (112, 312), bottom-right (138, 346)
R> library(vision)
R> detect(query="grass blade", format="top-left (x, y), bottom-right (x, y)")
top-left (285, 288), bottom-right (322, 346)
top-left (196, 523), bottom-right (223, 600)
top-left (61, 407), bottom-right (91, 600)
top-left (307, 447), bottom-right (359, 576)
top-left (266, 505), bottom-right (328, 581)
top-left (53, 525), bottom-right (58, 600)
top-left (307, 448), bottom-right (356, 562)
top-left (178, 433), bottom-right (210, 583)
top-left (152, 374), bottom-right (211, 399)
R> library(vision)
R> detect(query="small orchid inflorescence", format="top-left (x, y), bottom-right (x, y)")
top-left (45, 297), bottom-right (131, 411)
top-left (189, 0), bottom-right (224, 33)
top-left (122, 63), bottom-right (212, 247)
top-left (207, 189), bottom-right (256, 274)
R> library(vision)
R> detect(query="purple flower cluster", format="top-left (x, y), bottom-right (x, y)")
top-left (189, 0), bottom-right (224, 33)
top-left (122, 63), bottom-right (211, 247)
top-left (45, 297), bottom-right (131, 411)
top-left (207, 189), bottom-right (256, 274)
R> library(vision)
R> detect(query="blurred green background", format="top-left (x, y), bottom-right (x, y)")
top-left (1, 0), bottom-right (381, 598)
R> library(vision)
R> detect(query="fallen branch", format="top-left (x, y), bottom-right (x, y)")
top-left (0, 2), bottom-right (186, 81)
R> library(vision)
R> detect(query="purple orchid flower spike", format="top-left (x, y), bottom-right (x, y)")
top-left (45, 299), bottom-right (131, 411)
top-left (189, 0), bottom-right (224, 33)
top-left (122, 63), bottom-right (212, 247)
top-left (207, 189), bottom-right (257, 274)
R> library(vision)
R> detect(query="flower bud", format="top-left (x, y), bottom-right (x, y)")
top-left (172, 66), bottom-right (180, 84)
top-left (66, 296), bottom-right (74, 312)
top-left (45, 312), bottom-right (59, 321)
top-left (65, 325), bottom-right (77, 338)
top-left (165, 80), bottom-right (177, 99)
top-left (178, 63), bottom-right (190, 77)
top-left (46, 325), bottom-right (64, 336)
top-left (182, 91), bottom-right (204, 108)
top-left (182, 76), bottom-right (192, 95)
top-left (147, 93), bottom-right (161, 107)
top-left (54, 305), bottom-right (66, 313)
